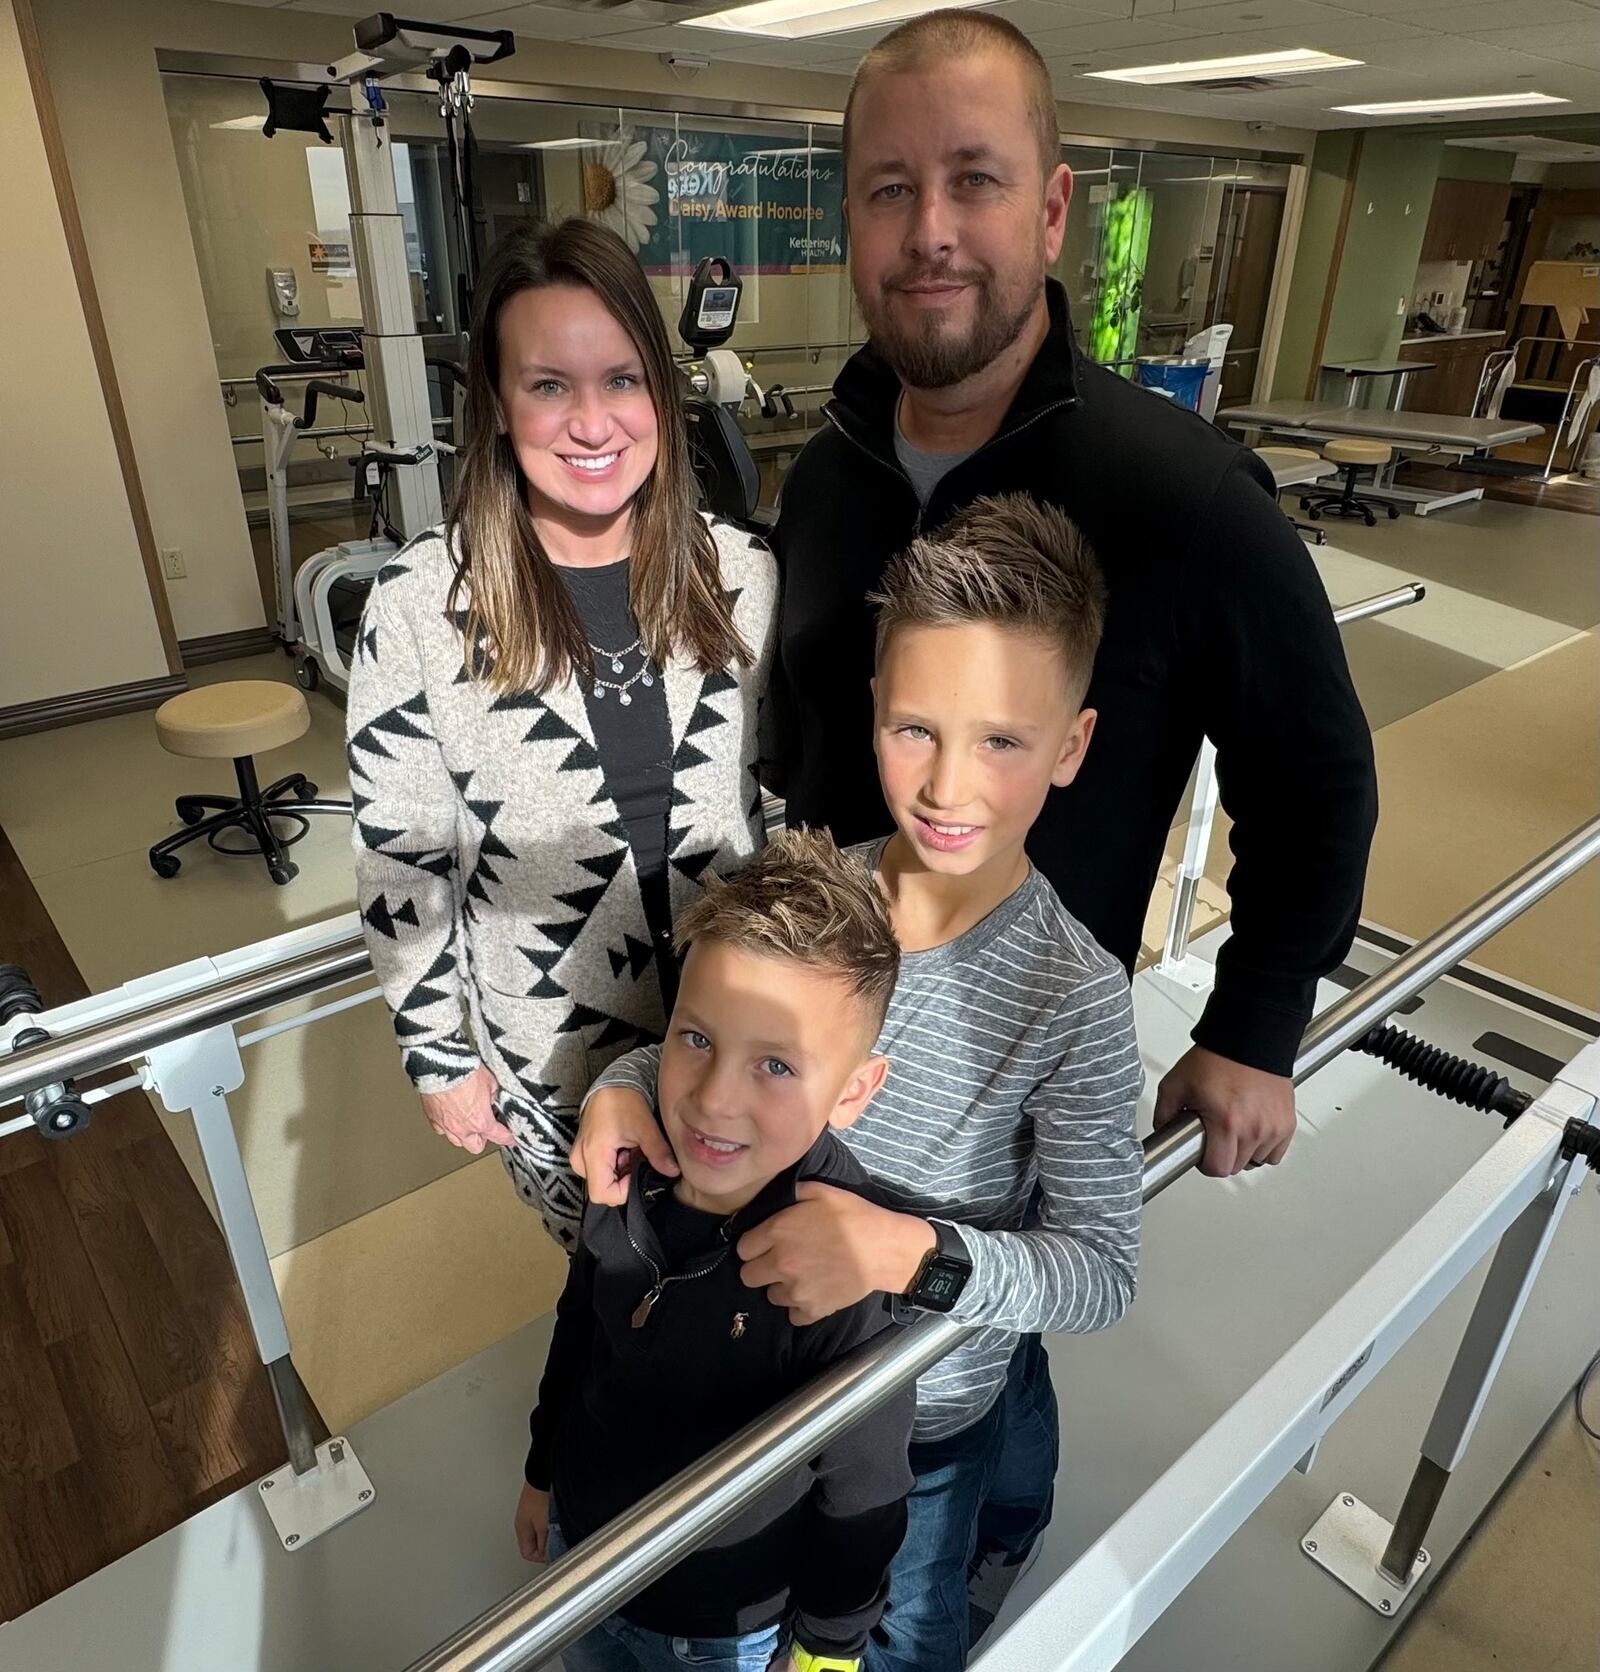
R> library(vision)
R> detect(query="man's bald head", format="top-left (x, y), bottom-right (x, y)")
top-left (843, 11), bottom-right (1060, 188)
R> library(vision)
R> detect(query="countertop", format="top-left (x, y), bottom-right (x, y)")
top-left (1399, 329), bottom-right (1504, 346)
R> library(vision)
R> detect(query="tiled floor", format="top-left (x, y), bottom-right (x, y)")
top-left (0, 491), bottom-right (1595, 1658)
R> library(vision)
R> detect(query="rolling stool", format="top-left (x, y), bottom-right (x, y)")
top-left (1258, 445), bottom-right (1329, 545)
top-left (150, 681), bottom-right (350, 885)
top-left (1301, 438), bottom-right (1401, 527)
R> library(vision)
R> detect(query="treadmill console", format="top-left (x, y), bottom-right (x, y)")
top-left (274, 326), bottom-right (364, 366)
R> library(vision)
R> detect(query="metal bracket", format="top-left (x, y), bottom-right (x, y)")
top-left (258, 1436), bottom-right (375, 1551)
top-left (1150, 952), bottom-right (1217, 996)
top-left (145, 1022), bottom-right (245, 1113)
top-left (1302, 1493), bottom-right (1429, 1616)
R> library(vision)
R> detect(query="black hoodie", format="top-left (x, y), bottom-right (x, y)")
top-left (766, 281), bottom-right (1378, 1076)
top-left (526, 1127), bottom-right (912, 1659)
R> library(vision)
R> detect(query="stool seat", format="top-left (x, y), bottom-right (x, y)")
top-left (1323, 437), bottom-right (1392, 467)
top-left (156, 681), bottom-right (310, 761)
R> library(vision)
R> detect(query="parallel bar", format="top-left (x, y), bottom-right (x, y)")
top-left (983, 1103), bottom-right (1582, 1672)
top-left (1156, 583), bottom-right (1424, 975)
top-left (1149, 815), bottom-right (1600, 1192)
top-left (0, 931), bottom-right (371, 1108)
top-left (409, 1314), bottom-right (970, 1672)
top-left (404, 821), bottom-right (1600, 1671)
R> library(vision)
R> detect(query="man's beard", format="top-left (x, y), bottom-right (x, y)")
top-left (857, 260), bottom-right (1043, 391)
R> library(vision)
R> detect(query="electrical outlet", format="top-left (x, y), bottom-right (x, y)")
top-left (160, 547), bottom-right (186, 579)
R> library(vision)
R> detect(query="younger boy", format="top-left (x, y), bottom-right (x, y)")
top-left (574, 495), bottom-right (1144, 1672)
top-left (517, 829), bottom-right (914, 1672)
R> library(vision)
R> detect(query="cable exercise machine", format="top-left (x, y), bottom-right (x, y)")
top-left (256, 15), bottom-right (511, 694)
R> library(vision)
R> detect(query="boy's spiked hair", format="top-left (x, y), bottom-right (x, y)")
top-left (676, 828), bottom-right (900, 1036)
top-left (870, 493), bottom-right (1107, 705)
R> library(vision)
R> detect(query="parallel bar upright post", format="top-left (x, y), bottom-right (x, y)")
top-left (1378, 1076), bottom-right (1597, 1585)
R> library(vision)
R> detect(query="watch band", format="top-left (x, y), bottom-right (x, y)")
top-left (790, 1648), bottom-right (862, 1672)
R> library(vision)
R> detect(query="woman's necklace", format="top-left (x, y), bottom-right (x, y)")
top-left (588, 634), bottom-right (655, 706)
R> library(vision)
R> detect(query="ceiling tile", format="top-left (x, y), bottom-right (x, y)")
top-left (1148, 0), bottom-right (1357, 29)
top-left (1455, 1), bottom-right (1600, 32)
top-left (1029, 17), bottom-right (1203, 51)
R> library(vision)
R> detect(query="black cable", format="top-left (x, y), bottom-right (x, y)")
top-left (1579, 1346), bottom-right (1600, 1444)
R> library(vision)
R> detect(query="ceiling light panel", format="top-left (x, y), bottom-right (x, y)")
top-left (1084, 47), bottom-right (1362, 84)
top-left (689, 0), bottom-right (984, 40)
top-left (1330, 91), bottom-right (1571, 114)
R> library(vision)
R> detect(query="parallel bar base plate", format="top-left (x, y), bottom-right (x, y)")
top-left (1151, 954), bottom-right (1217, 996)
top-left (1302, 1493), bottom-right (1430, 1617)
top-left (259, 1437), bottom-right (375, 1551)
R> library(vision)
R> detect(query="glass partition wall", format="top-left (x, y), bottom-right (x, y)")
top-left (163, 67), bottom-right (1292, 621)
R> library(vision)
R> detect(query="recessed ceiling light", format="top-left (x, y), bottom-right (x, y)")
top-left (1331, 91), bottom-right (1571, 115)
top-left (1084, 48), bottom-right (1361, 86)
top-left (689, 0), bottom-right (988, 40)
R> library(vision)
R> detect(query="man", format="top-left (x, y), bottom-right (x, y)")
top-left (763, 14), bottom-right (1377, 1644)
top-left (773, 10), bottom-right (1377, 1180)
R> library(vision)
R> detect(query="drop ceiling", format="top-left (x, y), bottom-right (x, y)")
top-left (226, 0), bottom-right (1600, 130)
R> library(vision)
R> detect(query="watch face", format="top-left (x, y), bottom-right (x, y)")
top-left (918, 1255), bottom-right (969, 1309)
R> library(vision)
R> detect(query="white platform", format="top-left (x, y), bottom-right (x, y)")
top-left (2, 929), bottom-right (1595, 1672)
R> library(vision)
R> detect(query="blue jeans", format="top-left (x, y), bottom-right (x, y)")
top-left (865, 1392), bottom-right (1007, 1672)
top-left (973, 1333), bottom-right (1059, 1567)
top-left (548, 1502), bottom-right (786, 1672)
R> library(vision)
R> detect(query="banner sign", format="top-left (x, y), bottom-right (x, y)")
top-left (584, 123), bottom-right (846, 277)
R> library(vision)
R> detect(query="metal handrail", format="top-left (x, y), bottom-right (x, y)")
top-left (403, 814), bottom-right (1600, 1672)
top-left (0, 930), bottom-right (371, 1108)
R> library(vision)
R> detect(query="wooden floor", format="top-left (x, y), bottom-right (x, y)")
top-left (0, 824), bottom-right (321, 1622)
top-left (1397, 460), bottom-right (1600, 516)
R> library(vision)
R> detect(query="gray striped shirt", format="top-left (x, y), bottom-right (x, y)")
top-left (587, 845), bottom-right (1143, 1441)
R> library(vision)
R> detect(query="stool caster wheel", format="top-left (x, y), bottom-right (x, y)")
top-left (295, 779), bottom-right (318, 800)
top-left (1363, 511), bottom-right (1376, 527)
top-left (1307, 507), bottom-right (1321, 520)
top-left (295, 658), bottom-right (320, 693)
top-left (176, 801), bottom-right (206, 826)
top-left (1387, 504), bottom-right (1401, 520)
top-left (268, 861), bottom-right (298, 886)
top-left (151, 853), bottom-right (181, 879)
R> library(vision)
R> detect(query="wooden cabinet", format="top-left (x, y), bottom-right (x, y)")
top-left (1400, 334), bottom-right (1504, 414)
top-left (1421, 180), bottom-right (1512, 264)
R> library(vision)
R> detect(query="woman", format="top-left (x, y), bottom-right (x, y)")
top-left (347, 219), bottom-right (775, 1249)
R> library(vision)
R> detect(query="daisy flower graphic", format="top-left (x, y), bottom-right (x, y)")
top-left (581, 128), bottom-right (660, 253)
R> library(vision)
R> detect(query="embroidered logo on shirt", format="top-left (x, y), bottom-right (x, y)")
top-left (730, 1312), bottom-right (748, 1340)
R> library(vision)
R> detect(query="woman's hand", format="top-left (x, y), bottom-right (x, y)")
top-left (419, 1064), bottom-right (515, 1155)
top-left (514, 1483), bottom-right (550, 1562)
top-left (570, 1086), bottom-right (678, 1205)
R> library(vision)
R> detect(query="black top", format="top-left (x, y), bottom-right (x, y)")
top-left (526, 1130), bottom-right (913, 1659)
top-left (767, 281), bottom-right (1379, 1077)
top-left (557, 558), bottom-right (677, 1008)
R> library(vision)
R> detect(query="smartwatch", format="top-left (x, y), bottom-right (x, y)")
top-left (790, 1650), bottom-right (861, 1672)
top-left (900, 1220), bottom-right (972, 1313)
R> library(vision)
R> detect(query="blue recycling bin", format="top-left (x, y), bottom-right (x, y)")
top-left (1135, 356), bottom-right (1210, 413)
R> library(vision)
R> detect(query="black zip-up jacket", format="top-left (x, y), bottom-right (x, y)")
top-left (526, 1129), bottom-right (913, 1659)
top-left (768, 281), bottom-right (1378, 1076)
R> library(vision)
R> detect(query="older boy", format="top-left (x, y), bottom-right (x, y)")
top-left (519, 830), bottom-right (913, 1672)
top-left (576, 496), bottom-right (1142, 1671)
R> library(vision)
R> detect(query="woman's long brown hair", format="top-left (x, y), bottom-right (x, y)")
top-left (447, 218), bottom-right (749, 692)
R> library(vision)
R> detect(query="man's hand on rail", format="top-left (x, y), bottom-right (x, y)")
top-left (571, 1086), bottom-right (679, 1206)
top-left (737, 1183), bottom-right (935, 1325)
top-left (514, 1483), bottom-right (550, 1563)
top-left (1154, 1046), bottom-right (1296, 1177)
top-left (419, 1065), bottom-right (514, 1156)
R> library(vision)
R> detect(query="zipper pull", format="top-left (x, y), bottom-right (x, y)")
top-left (631, 1284), bottom-right (663, 1329)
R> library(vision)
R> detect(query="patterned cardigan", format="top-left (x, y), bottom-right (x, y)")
top-left (346, 514), bottom-right (777, 1242)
